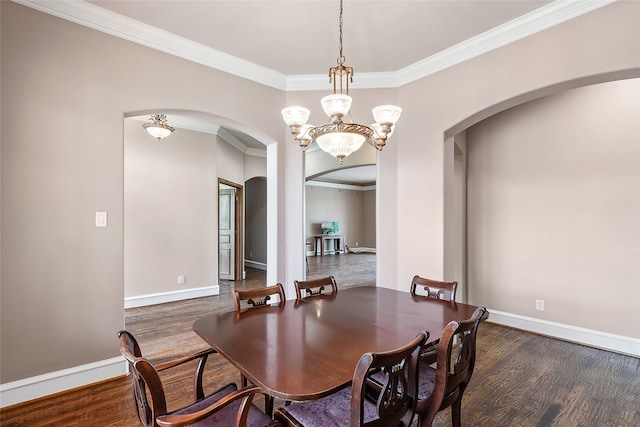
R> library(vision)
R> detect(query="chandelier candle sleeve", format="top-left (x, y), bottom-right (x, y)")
top-left (280, 0), bottom-right (401, 163)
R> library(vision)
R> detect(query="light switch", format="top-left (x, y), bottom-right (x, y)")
top-left (95, 211), bottom-right (108, 227)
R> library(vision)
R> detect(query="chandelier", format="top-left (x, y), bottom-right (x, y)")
top-left (142, 114), bottom-right (175, 140)
top-left (281, 0), bottom-right (402, 164)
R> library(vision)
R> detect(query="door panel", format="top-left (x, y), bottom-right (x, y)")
top-left (219, 188), bottom-right (235, 280)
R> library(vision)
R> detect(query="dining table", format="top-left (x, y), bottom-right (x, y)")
top-left (192, 285), bottom-right (484, 403)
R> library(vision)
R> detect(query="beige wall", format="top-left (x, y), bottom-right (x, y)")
top-left (361, 190), bottom-right (377, 248)
top-left (125, 119), bottom-right (254, 298)
top-left (244, 155), bottom-right (268, 182)
top-left (392, 1), bottom-right (639, 297)
top-left (1, 0), bottom-right (639, 396)
top-left (0, 2), bottom-right (283, 384)
top-left (396, 2), bottom-right (640, 294)
top-left (467, 79), bottom-right (640, 337)
top-left (305, 185), bottom-right (375, 251)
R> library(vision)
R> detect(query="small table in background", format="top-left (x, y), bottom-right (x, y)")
top-left (313, 234), bottom-right (344, 256)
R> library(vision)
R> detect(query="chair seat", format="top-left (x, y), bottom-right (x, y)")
top-left (279, 386), bottom-right (379, 427)
top-left (173, 384), bottom-right (274, 427)
top-left (416, 363), bottom-right (437, 400)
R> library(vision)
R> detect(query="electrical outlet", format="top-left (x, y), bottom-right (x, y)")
top-left (178, 275), bottom-right (185, 284)
top-left (535, 299), bottom-right (545, 311)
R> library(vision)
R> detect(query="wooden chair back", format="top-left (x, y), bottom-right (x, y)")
top-left (352, 331), bottom-right (428, 426)
top-left (234, 283), bottom-right (286, 312)
top-left (118, 330), bottom-right (277, 427)
top-left (118, 330), bottom-right (175, 426)
top-left (410, 275), bottom-right (458, 301)
top-left (275, 331), bottom-right (428, 427)
top-left (293, 275), bottom-right (338, 300)
top-left (416, 307), bottom-right (486, 427)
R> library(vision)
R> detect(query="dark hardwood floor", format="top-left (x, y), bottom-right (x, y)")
top-left (2, 253), bottom-right (639, 426)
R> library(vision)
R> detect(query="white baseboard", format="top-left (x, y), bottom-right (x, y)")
top-left (244, 260), bottom-right (267, 271)
top-left (124, 285), bottom-right (220, 309)
top-left (487, 309), bottom-right (640, 357)
top-left (0, 356), bottom-right (125, 408)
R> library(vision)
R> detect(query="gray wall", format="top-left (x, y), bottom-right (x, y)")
top-left (466, 79), bottom-right (640, 337)
top-left (245, 177), bottom-right (267, 264)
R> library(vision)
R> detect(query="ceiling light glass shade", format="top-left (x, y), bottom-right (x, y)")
top-left (316, 131), bottom-right (366, 160)
top-left (142, 114), bottom-right (175, 140)
top-left (321, 94), bottom-right (352, 120)
top-left (281, 107), bottom-right (310, 127)
top-left (145, 126), bottom-right (173, 140)
top-left (372, 105), bottom-right (402, 125)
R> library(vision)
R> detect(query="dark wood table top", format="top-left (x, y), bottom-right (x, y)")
top-left (193, 285), bottom-right (481, 402)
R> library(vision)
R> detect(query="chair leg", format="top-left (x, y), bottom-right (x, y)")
top-left (265, 395), bottom-right (274, 417)
top-left (451, 396), bottom-right (463, 427)
top-left (241, 374), bottom-right (248, 387)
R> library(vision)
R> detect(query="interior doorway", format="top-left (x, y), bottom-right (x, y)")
top-left (219, 179), bottom-right (243, 281)
top-left (304, 161), bottom-right (377, 284)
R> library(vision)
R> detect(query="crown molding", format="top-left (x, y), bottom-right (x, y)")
top-left (395, 0), bottom-right (617, 87)
top-left (15, 0), bottom-right (615, 92)
top-left (14, 0), bottom-right (288, 90)
top-left (217, 127), bottom-right (267, 158)
top-left (306, 180), bottom-right (376, 192)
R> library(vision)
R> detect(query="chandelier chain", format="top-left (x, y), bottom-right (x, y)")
top-left (337, 0), bottom-right (345, 66)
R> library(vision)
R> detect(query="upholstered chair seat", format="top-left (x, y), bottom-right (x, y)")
top-left (281, 386), bottom-right (380, 427)
top-left (165, 384), bottom-right (274, 427)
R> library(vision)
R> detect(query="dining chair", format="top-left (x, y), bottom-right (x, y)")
top-left (413, 306), bottom-right (487, 427)
top-left (293, 275), bottom-right (338, 300)
top-left (233, 283), bottom-right (286, 415)
top-left (234, 283), bottom-right (286, 312)
top-left (410, 275), bottom-right (459, 365)
top-left (273, 331), bottom-right (429, 427)
top-left (117, 330), bottom-right (280, 427)
top-left (410, 275), bottom-right (458, 301)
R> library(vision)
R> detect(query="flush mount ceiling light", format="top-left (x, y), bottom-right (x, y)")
top-left (142, 114), bottom-right (175, 140)
top-left (281, 0), bottom-right (402, 164)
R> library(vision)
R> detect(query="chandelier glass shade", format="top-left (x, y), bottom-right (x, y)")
top-left (142, 114), bottom-right (175, 140)
top-left (281, 0), bottom-right (401, 163)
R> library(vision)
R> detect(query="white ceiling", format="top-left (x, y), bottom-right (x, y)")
top-left (30, 0), bottom-right (609, 184)
top-left (310, 164), bottom-right (378, 187)
top-left (88, 0), bottom-right (551, 76)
